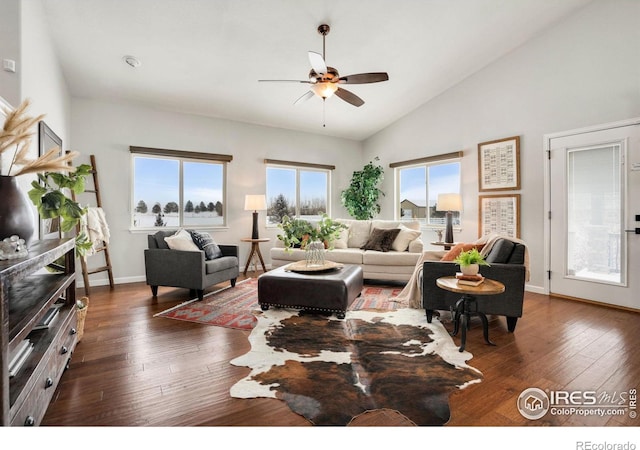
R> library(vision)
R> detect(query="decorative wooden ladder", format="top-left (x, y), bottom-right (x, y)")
top-left (72, 154), bottom-right (115, 295)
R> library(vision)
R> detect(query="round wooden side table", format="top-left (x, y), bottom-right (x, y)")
top-left (241, 238), bottom-right (270, 275)
top-left (436, 276), bottom-right (505, 352)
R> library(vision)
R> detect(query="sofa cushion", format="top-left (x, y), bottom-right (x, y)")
top-left (164, 229), bottom-right (200, 252)
top-left (361, 228), bottom-right (401, 252)
top-left (205, 255), bottom-right (238, 274)
top-left (391, 223), bottom-right (422, 252)
top-left (485, 239), bottom-right (515, 264)
top-left (333, 226), bottom-right (350, 249)
top-left (340, 219), bottom-right (371, 248)
top-left (363, 250), bottom-right (420, 266)
top-left (188, 230), bottom-right (222, 260)
top-left (326, 249), bottom-right (365, 265)
top-left (151, 230), bottom-right (174, 249)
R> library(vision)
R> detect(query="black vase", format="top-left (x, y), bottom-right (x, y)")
top-left (0, 175), bottom-right (35, 245)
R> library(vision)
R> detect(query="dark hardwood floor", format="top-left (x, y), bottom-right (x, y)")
top-left (41, 272), bottom-right (639, 427)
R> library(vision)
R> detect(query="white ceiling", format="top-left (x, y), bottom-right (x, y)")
top-left (41, 0), bottom-right (593, 141)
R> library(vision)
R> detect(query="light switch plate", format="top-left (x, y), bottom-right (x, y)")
top-left (2, 59), bottom-right (16, 73)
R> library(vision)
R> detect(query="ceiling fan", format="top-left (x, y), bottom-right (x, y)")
top-left (259, 24), bottom-right (389, 108)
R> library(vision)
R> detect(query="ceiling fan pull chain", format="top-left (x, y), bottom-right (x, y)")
top-left (323, 99), bottom-right (326, 127)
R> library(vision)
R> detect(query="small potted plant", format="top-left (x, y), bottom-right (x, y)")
top-left (453, 247), bottom-right (489, 276)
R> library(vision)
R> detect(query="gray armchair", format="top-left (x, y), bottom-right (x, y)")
top-left (422, 238), bottom-right (526, 332)
top-left (145, 231), bottom-right (239, 301)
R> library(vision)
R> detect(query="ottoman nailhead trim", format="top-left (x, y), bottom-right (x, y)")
top-left (260, 302), bottom-right (345, 313)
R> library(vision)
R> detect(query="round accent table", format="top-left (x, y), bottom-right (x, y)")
top-left (241, 238), bottom-right (270, 275)
top-left (436, 276), bottom-right (505, 352)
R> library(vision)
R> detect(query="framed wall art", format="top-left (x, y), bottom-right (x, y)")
top-left (479, 194), bottom-right (520, 239)
top-left (478, 135), bottom-right (520, 191)
top-left (38, 121), bottom-right (63, 240)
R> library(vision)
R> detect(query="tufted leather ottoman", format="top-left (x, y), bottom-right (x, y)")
top-left (258, 264), bottom-right (363, 319)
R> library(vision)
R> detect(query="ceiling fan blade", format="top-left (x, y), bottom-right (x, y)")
top-left (258, 79), bottom-right (312, 83)
top-left (294, 90), bottom-right (315, 106)
top-left (338, 72), bottom-right (389, 84)
top-left (335, 88), bottom-right (364, 107)
top-left (308, 51), bottom-right (327, 75)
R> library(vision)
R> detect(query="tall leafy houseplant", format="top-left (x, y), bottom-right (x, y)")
top-left (28, 166), bottom-right (94, 257)
top-left (341, 157), bottom-right (384, 220)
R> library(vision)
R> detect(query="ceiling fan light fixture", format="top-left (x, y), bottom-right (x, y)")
top-left (311, 81), bottom-right (338, 99)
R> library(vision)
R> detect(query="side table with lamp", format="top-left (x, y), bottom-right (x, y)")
top-left (243, 194), bottom-right (269, 275)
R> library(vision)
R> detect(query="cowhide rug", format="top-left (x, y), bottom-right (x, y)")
top-left (230, 308), bottom-right (482, 426)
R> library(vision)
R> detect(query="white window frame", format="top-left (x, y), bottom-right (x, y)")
top-left (392, 152), bottom-right (463, 230)
top-left (130, 147), bottom-right (231, 231)
top-left (265, 159), bottom-right (334, 226)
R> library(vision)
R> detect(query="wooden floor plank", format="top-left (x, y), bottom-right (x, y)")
top-left (41, 276), bottom-right (639, 427)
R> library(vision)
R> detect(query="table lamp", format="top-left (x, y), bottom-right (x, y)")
top-left (436, 193), bottom-right (462, 244)
top-left (244, 194), bottom-right (267, 239)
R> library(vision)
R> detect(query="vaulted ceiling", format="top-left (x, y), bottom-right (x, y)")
top-left (41, 0), bottom-right (593, 140)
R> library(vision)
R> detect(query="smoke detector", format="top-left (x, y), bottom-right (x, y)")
top-left (123, 55), bottom-right (141, 68)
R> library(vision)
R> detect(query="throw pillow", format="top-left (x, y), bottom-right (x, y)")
top-left (188, 230), bottom-right (223, 260)
top-left (440, 243), bottom-right (485, 261)
top-left (391, 223), bottom-right (422, 252)
top-left (347, 220), bottom-right (372, 248)
top-left (332, 225), bottom-right (350, 249)
top-left (164, 229), bottom-right (200, 252)
top-left (361, 228), bottom-right (401, 252)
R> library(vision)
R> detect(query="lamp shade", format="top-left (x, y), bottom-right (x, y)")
top-left (244, 194), bottom-right (267, 211)
top-left (436, 193), bottom-right (462, 212)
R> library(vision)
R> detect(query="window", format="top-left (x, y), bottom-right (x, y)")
top-left (130, 147), bottom-right (230, 229)
top-left (265, 159), bottom-right (333, 225)
top-left (392, 152), bottom-right (462, 227)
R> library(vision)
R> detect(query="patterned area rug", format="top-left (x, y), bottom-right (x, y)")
top-left (230, 308), bottom-right (483, 425)
top-left (154, 278), bottom-right (406, 330)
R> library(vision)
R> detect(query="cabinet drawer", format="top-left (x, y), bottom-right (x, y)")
top-left (9, 310), bottom-right (77, 426)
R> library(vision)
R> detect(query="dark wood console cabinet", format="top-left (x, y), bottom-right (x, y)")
top-left (0, 239), bottom-right (77, 426)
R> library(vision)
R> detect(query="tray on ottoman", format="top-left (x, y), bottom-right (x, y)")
top-left (257, 263), bottom-right (363, 319)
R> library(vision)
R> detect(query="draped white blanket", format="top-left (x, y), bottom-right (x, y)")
top-left (80, 206), bottom-right (111, 256)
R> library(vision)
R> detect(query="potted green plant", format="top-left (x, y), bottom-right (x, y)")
top-left (277, 214), bottom-right (347, 251)
top-left (341, 157), bottom-right (384, 220)
top-left (453, 247), bottom-right (490, 276)
top-left (276, 215), bottom-right (315, 250)
top-left (28, 166), bottom-right (94, 257)
top-left (315, 214), bottom-right (347, 249)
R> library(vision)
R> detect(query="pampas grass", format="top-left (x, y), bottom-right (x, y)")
top-left (0, 98), bottom-right (76, 176)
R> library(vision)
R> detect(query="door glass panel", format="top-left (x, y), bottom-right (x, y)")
top-left (566, 144), bottom-right (624, 284)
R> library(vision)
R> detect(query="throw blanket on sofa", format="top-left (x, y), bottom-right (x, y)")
top-left (395, 234), bottom-right (529, 309)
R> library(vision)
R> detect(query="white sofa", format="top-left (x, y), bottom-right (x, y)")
top-left (270, 219), bottom-right (424, 281)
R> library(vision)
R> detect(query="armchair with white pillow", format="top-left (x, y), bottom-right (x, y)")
top-left (144, 229), bottom-right (239, 301)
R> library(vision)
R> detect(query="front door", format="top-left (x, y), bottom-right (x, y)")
top-left (547, 119), bottom-right (640, 310)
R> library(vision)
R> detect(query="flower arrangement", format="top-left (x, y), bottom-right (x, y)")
top-left (0, 99), bottom-right (78, 176)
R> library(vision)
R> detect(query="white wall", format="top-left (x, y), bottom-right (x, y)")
top-left (363, 0), bottom-right (640, 292)
top-left (0, 0), bottom-right (20, 107)
top-left (21, 0), bottom-right (71, 148)
top-left (70, 98), bottom-right (363, 285)
top-left (0, 0), bottom-right (72, 242)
